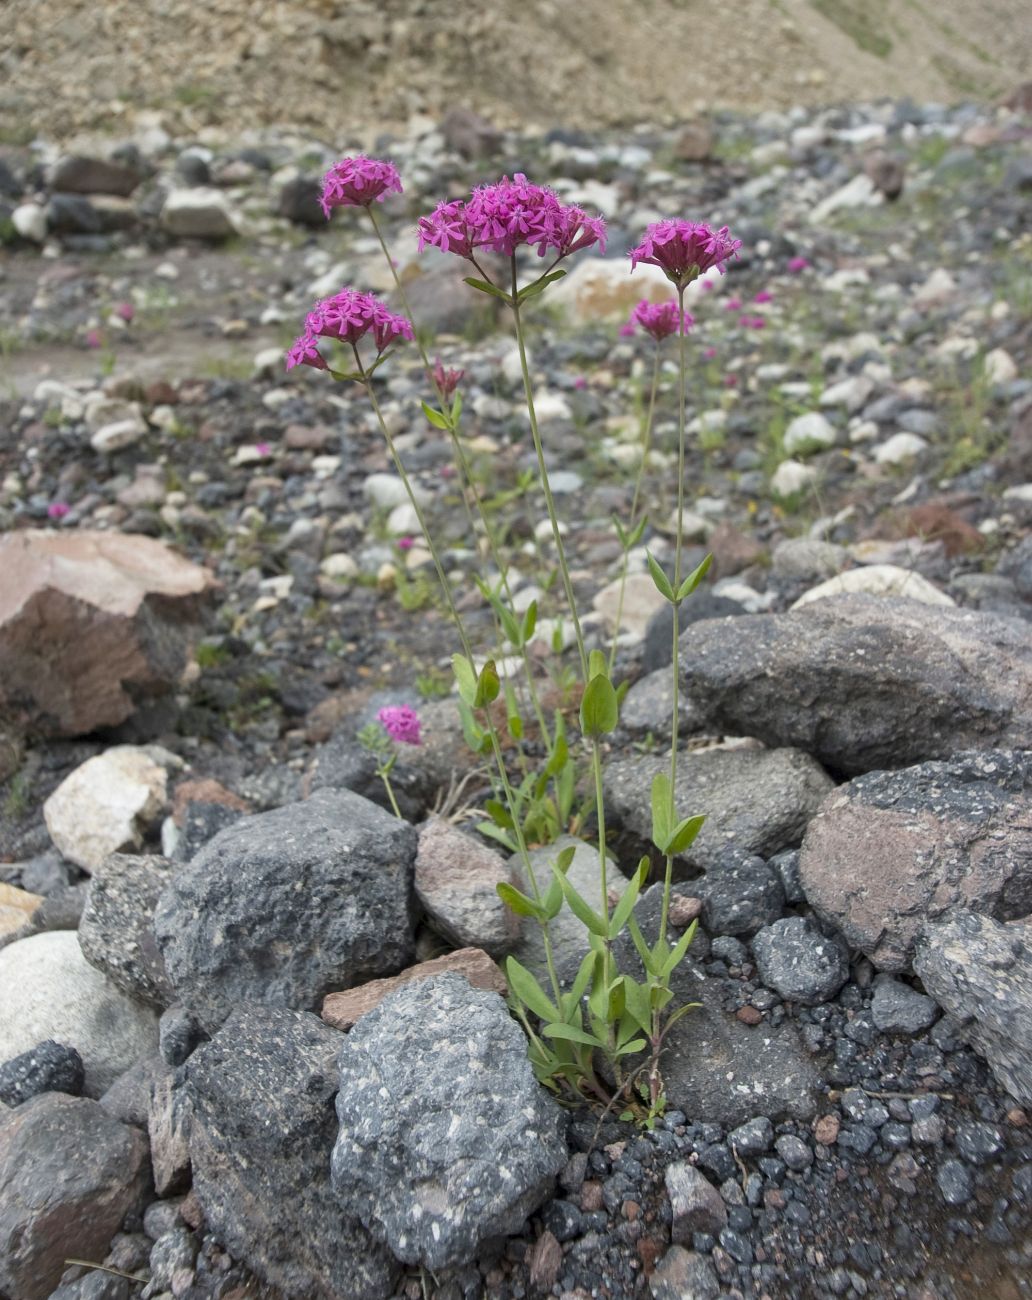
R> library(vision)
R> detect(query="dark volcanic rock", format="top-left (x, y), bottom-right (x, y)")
top-left (751, 916), bottom-right (850, 1004)
top-left (678, 596), bottom-right (1032, 775)
top-left (78, 853), bottom-right (175, 1008)
top-left (331, 974), bottom-right (567, 1271)
top-left (693, 850), bottom-right (786, 935)
top-left (915, 910), bottom-right (1032, 1107)
top-left (0, 1093), bottom-right (150, 1300)
top-left (187, 1004), bottom-right (399, 1300)
top-left (0, 1039), bottom-right (84, 1107)
top-left (604, 746), bottom-right (833, 875)
top-left (800, 750), bottom-right (1032, 971)
top-left (154, 788), bottom-right (417, 1031)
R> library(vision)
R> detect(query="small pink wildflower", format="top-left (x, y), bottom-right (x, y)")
top-left (378, 705), bottom-right (421, 746)
top-left (320, 156), bottom-right (402, 218)
top-left (703, 346), bottom-right (718, 360)
top-left (788, 256), bottom-right (810, 273)
top-left (725, 297), bottom-right (742, 312)
top-left (255, 442), bottom-right (271, 457)
top-left (114, 302), bottom-right (135, 322)
top-left (85, 329), bottom-right (102, 349)
top-left (629, 220), bottom-right (741, 288)
top-left (724, 373), bottom-right (739, 387)
top-left (754, 290), bottom-right (773, 304)
top-left (47, 501), bottom-right (70, 520)
top-left (573, 376), bottom-right (587, 390)
top-left (286, 288), bottom-right (413, 371)
top-left (429, 358), bottom-right (464, 400)
top-left (397, 535), bottom-right (414, 551)
top-left (621, 299), bottom-right (693, 341)
top-left (738, 315), bottom-right (767, 330)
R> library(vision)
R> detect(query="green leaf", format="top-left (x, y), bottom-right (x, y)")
top-left (457, 700), bottom-right (491, 755)
top-left (420, 401), bottom-right (451, 431)
top-left (651, 772), bottom-right (672, 854)
top-left (662, 1000), bottom-right (702, 1032)
top-left (663, 814), bottom-right (706, 857)
top-left (580, 672), bottom-right (618, 737)
top-left (462, 276), bottom-right (513, 304)
top-left (615, 679), bottom-right (630, 707)
top-left (452, 654), bottom-right (477, 706)
top-left (650, 983), bottom-right (674, 1012)
top-left (609, 856), bottom-right (649, 938)
top-left (496, 881), bottom-right (544, 920)
top-left (542, 1021), bottom-right (606, 1049)
top-left (627, 515), bottom-right (648, 548)
top-left (588, 648), bottom-right (608, 680)
top-left (551, 863), bottom-right (608, 936)
top-left (451, 391), bottom-right (463, 423)
top-left (614, 1037), bottom-right (647, 1057)
top-left (676, 553), bottom-right (713, 601)
top-left (474, 660), bottom-right (501, 708)
top-left (557, 762), bottom-right (575, 822)
top-left (541, 876), bottom-right (564, 921)
top-left (564, 951), bottom-right (595, 1014)
top-left (521, 600), bottom-right (538, 643)
top-left (505, 957), bottom-right (559, 1022)
top-left (477, 821), bottom-right (518, 852)
top-left (516, 269), bottom-right (568, 303)
top-left (497, 604), bottom-right (521, 647)
top-left (628, 914), bottom-right (663, 977)
top-left (646, 550), bottom-right (676, 602)
top-left (485, 798), bottom-right (514, 830)
top-left (622, 975), bottom-right (653, 1036)
top-left (661, 919), bottom-right (699, 978)
top-left (328, 368), bottom-right (363, 383)
top-left (545, 730), bottom-right (569, 777)
top-left (555, 845), bottom-right (576, 873)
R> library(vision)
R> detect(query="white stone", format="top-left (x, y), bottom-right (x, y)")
top-left (387, 502), bottom-right (422, 536)
top-left (984, 349), bottom-right (1018, 385)
top-left (771, 460), bottom-right (818, 498)
top-left (784, 412), bottom-right (837, 457)
top-left (809, 174), bottom-right (880, 224)
top-left (913, 267), bottom-right (957, 306)
top-left (849, 420), bottom-right (880, 443)
top-left (12, 203), bottom-right (47, 243)
top-left (160, 188), bottom-right (237, 239)
top-left (873, 432), bottom-right (928, 464)
top-left (0, 930), bottom-right (159, 1096)
top-left (253, 347), bottom-right (284, 377)
top-left (523, 392), bottom-right (572, 425)
top-left (43, 746), bottom-right (168, 871)
top-left (1002, 484), bottom-right (1032, 503)
top-left (320, 553), bottom-right (358, 580)
top-left (819, 376), bottom-right (873, 412)
top-left (592, 573), bottom-right (667, 641)
top-left (791, 564), bottom-right (955, 610)
top-left (548, 257), bottom-right (672, 324)
top-left (363, 473), bottom-right (429, 510)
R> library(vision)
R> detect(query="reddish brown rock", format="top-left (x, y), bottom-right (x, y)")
top-left (814, 1114), bottom-right (840, 1145)
top-left (415, 818), bottom-right (521, 957)
top-left (0, 530), bottom-right (215, 737)
top-left (528, 1230), bottom-right (563, 1290)
top-left (321, 948), bottom-right (506, 1031)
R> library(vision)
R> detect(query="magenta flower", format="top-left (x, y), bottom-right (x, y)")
top-left (255, 442), bottom-right (272, 457)
top-left (429, 358), bottom-right (464, 400)
top-left (788, 256), bottom-right (810, 273)
top-left (573, 376), bottom-right (587, 390)
top-left (47, 501), bottom-right (70, 520)
top-left (629, 220), bottom-right (741, 289)
top-left (286, 288), bottom-right (413, 371)
top-left (115, 302), bottom-right (135, 322)
top-left (397, 535), bottom-right (414, 551)
top-left (417, 174), bottom-right (606, 262)
top-left (754, 290), bottom-right (773, 304)
top-left (378, 705), bottom-right (421, 746)
top-left (703, 346), bottom-right (717, 360)
top-left (85, 329), bottom-right (102, 349)
top-left (738, 315), bottom-right (767, 330)
top-left (724, 297), bottom-right (743, 312)
top-left (621, 299), bottom-right (694, 342)
top-left (320, 156), bottom-right (402, 218)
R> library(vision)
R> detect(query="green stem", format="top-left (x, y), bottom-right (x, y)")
top-left (608, 343), bottom-right (662, 673)
top-left (379, 769), bottom-right (402, 819)
top-left (510, 257), bottom-right (590, 685)
top-left (659, 287), bottom-right (689, 951)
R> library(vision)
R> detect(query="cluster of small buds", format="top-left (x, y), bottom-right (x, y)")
top-left (619, 299), bottom-right (694, 341)
top-left (377, 705), bottom-right (421, 746)
top-left (429, 358), bottom-right (464, 400)
top-left (320, 156), bottom-right (403, 218)
top-left (417, 173), bottom-right (606, 261)
top-left (629, 220), bottom-right (741, 288)
top-left (286, 288), bottom-right (414, 371)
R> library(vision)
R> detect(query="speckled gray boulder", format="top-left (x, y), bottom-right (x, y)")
top-left (751, 916), bottom-right (850, 1005)
top-left (78, 853), bottom-right (175, 1009)
top-left (870, 974), bottom-right (939, 1034)
top-left (155, 789), bottom-right (417, 1031)
top-left (604, 746), bottom-right (833, 876)
top-left (678, 596), bottom-right (1032, 776)
top-left (331, 973), bottom-right (567, 1271)
top-left (693, 850), bottom-right (786, 936)
top-left (915, 910), bottom-right (1032, 1107)
top-left (800, 750), bottom-right (1032, 971)
top-left (187, 1004), bottom-right (399, 1300)
top-left (0, 1039), bottom-right (84, 1107)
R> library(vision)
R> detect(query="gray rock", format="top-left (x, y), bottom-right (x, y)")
top-left (78, 853), bottom-right (175, 1008)
top-left (160, 188), bottom-right (237, 239)
top-left (665, 1162), bottom-right (727, 1241)
top-left (154, 789), bottom-right (417, 1031)
top-left (775, 1134), bottom-right (814, 1170)
top-left (0, 1093), bottom-right (149, 1300)
top-left (801, 750), bottom-right (1032, 971)
top-left (650, 1245), bottom-right (721, 1300)
top-left (0, 1039), bottom-right (84, 1106)
top-left (870, 974), bottom-right (939, 1034)
top-left (277, 176), bottom-right (324, 226)
top-left (729, 1116), bottom-right (774, 1155)
top-left (751, 916), bottom-right (849, 1005)
top-left (771, 538), bottom-right (848, 581)
top-left (770, 848), bottom-right (805, 905)
top-left (0, 930), bottom-right (159, 1096)
top-left (48, 155), bottom-right (141, 196)
top-left (619, 668), bottom-right (700, 740)
top-left (158, 1005), bottom-right (207, 1067)
top-left (46, 193), bottom-right (102, 234)
top-left (414, 818), bottom-right (521, 957)
top-left (679, 596), bottom-right (1032, 775)
top-left (642, 591), bottom-right (746, 675)
top-left (148, 1226), bottom-right (197, 1291)
top-left (604, 747), bottom-right (833, 876)
top-left (148, 1064), bottom-right (191, 1196)
top-left (915, 910), bottom-right (1032, 1107)
top-left (98, 1051), bottom-right (166, 1128)
top-left (187, 1004), bottom-right (399, 1299)
top-left (937, 1157), bottom-right (974, 1205)
top-left (307, 733), bottom-right (432, 822)
top-left (693, 849), bottom-right (786, 935)
top-left (331, 973), bottom-right (567, 1270)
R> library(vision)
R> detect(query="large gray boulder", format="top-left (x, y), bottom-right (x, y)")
top-left (187, 1005), bottom-right (399, 1300)
top-left (604, 746), bottom-right (833, 875)
top-left (331, 974), bottom-right (567, 1271)
top-left (0, 1093), bottom-right (150, 1300)
top-left (915, 911), bottom-right (1032, 1108)
top-left (800, 750), bottom-right (1032, 971)
top-left (678, 596), bottom-right (1032, 775)
top-left (78, 853), bottom-right (175, 1008)
top-left (154, 789), bottom-right (417, 1031)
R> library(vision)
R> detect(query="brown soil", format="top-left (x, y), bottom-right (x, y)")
top-left (2, 0), bottom-right (1030, 143)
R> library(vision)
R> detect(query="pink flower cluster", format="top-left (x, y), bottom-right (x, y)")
top-left (620, 299), bottom-right (694, 341)
top-left (418, 174), bottom-right (606, 261)
top-left (429, 358), bottom-right (464, 400)
top-left (320, 156), bottom-right (403, 218)
top-left (378, 705), bottom-right (421, 746)
top-left (629, 220), bottom-right (741, 287)
top-left (286, 288), bottom-right (414, 371)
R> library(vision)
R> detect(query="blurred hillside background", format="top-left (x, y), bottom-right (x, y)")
top-left (3, 0), bottom-right (1031, 142)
